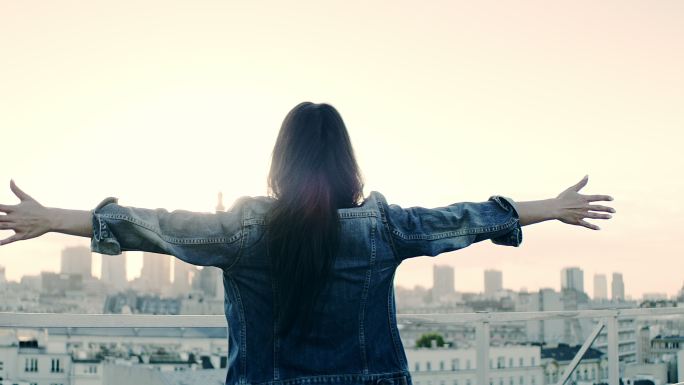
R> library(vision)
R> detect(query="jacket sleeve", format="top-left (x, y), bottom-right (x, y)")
top-left (90, 197), bottom-right (243, 269)
top-left (381, 195), bottom-right (523, 262)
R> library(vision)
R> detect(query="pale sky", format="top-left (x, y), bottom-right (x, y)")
top-left (1, 0), bottom-right (683, 298)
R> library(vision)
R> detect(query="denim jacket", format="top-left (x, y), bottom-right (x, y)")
top-left (91, 191), bottom-right (522, 385)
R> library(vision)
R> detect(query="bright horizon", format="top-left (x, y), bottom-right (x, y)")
top-left (1, 0), bottom-right (683, 299)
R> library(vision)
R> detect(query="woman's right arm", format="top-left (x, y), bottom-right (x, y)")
top-left (0, 180), bottom-right (243, 269)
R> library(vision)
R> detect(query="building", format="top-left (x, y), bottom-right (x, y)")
top-left (593, 274), bottom-right (607, 301)
top-left (100, 252), bottom-right (127, 291)
top-left (0, 326), bottom-right (227, 385)
top-left (196, 267), bottom-right (223, 300)
top-left (41, 272), bottom-right (83, 295)
top-left (560, 267), bottom-right (584, 293)
top-left (433, 265), bottom-right (455, 303)
top-left (61, 246), bottom-right (92, 278)
top-left (484, 270), bottom-right (503, 297)
top-left (541, 343), bottom-right (606, 385)
top-left (140, 252), bottom-right (172, 294)
top-left (612, 273), bottom-right (625, 301)
top-left (172, 259), bottom-right (196, 296)
top-left (594, 316), bottom-right (637, 365)
top-left (406, 344), bottom-right (543, 385)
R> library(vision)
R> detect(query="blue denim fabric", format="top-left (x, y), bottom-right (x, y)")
top-left (91, 191), bottom-right (522, 385)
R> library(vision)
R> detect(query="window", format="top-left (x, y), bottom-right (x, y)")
top-left (88, 365), bottom-right (98, 374)
top-left (51, 358), bottom-right (63, 373)
top-left (497, 356), bottom-right (505, 369)
top-left (509, 358), bottom-right (514, 367)
top-left (440, 361), bottom-right (445, 371)
top-left (427, 361), bottom-right (432, 371)
top-left (519, 357), bottom-right (524, 367)
top-left (452, 358), bottom-right (460, 371)
top-left (415, 362), bottom-right (420, 372)
top-left (509, 377), bottom-right (514, 385)
top-left (453, 380), bottom-right (459, 385)
top-left (466, 380), bottom-right (471, 385)
top-left (531, 376), bottom-right (536, 385)
top-left (0, 360), bottom-right (3, 370)
top-left (591, 367), bottom-right (596, 379)
top-left (530, 357), bottom-right (535, 366)
top-left (519, 376), bottom-right (524, 385)
top-left (466, 360), bottom-right (471, 370)
top-left (24, 358), bottom-right (38, 372)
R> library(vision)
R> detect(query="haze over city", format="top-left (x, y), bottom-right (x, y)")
top-left (1, 0), bottom-right (683, 298)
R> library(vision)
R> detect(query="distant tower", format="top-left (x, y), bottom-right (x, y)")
top-left (172, 258), bottom-right (196, 296)
top-left (101, 252), bottom-right (127, 291)
top-left (0, 265), bottom-right (6, 285)
top-left (202, 191), bottom-right (225, 299)
top-left (611, 272), bottom-right (625, 301)
top-left (61, 246), bottom-right (92, 278)
top-left (432, 265), bottom-right (455, 302)
top-left (593, 274), bottom-right (608, 300)
top-left (216, 192), bottom-right (225, 212)
top-left (140, 252), bottom-right (171, 294)
top-left (561, 267), bottom-right (584, 293)
top-left (484, 269), bottom-right (503, 297)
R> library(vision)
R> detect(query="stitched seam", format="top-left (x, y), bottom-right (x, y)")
top-left (98, 213), bottom-right (243, 244)
top-left (390, 218), bottom-right (517, 241)
top-left (247, 370), bottom-right (411, 385)
top-left (226, 276), bottom-right (247, 381)
top-left (357, 217), bottom-right (376, 374)
top-left (374, 193), bottom-right (402, 266)
top-left (387, 271), bottom-right (406, 368)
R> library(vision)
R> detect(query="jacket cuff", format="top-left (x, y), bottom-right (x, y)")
top-left (488, 195), bottom-right (523, 247)
top-left (91, 197), bottom-right (123, 255)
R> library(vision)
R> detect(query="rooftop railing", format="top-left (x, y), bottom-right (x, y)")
top-left (1, 307), bottom-right (683, 385)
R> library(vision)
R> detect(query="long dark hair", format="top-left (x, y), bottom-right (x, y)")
top-left (267, 102), bottom-right (364, 336)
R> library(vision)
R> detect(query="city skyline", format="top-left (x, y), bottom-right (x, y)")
top-left (4, 249), bottom-right (679, 300)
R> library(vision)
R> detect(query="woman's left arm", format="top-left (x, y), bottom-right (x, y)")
top-left (0, 180), bottom-right (91, 245)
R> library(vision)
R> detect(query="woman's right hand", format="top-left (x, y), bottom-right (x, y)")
top-left (0, 180), bottom-right (51, 246)
top-left (555, 175), bottom-right (615, 230)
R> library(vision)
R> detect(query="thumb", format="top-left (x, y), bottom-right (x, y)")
top-left (10, 179), bottom-right (34, 202)
top-left (571, 175), bottom-right (589, 192)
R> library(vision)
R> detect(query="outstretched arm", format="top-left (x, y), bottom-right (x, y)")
top-left (0, 180), bottom-right (91, 245)
top-left (511, 175), bottom-right (615, 230)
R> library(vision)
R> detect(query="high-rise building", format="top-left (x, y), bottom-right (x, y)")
top-left (484, 269), bottom-right (503, 297)
top-left (432, 265), bottom-right (455, 301)
top-left (611, 272), bottom-right (625, 301)
top-left (197, 266), bottom-right (223, 300)
top-left (101, 252), bottom-right (127, 290)
top-left (172, 258), bottom-right (196, 296)
top-left (593, 274), bottom-right (608, 300)
top-left (561, 267), bottom-right (584, 293)
top-left (61, 246), bottom-right (92, 278)
top-left (140, 252), bottom-right (171, 294)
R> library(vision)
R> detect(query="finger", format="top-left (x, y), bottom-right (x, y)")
top-left (587, 204), bottom-right (616, 213)
top-left (578, 219), bottom-right (600, 230)
top-left (0, 204), bottom-right (13, 213)
top-left (572, 175), bottom-right (589, 192)
top-left (0, 234), bottom-right (20, 246)
top-left (584, 194), bottom-right (614, 202)
top-left (0, 222), bottom-right (15, 229)
top-left (10, 179), bottom-right (34, 202)
top-left (584, 212), bottom-right (612, 220)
